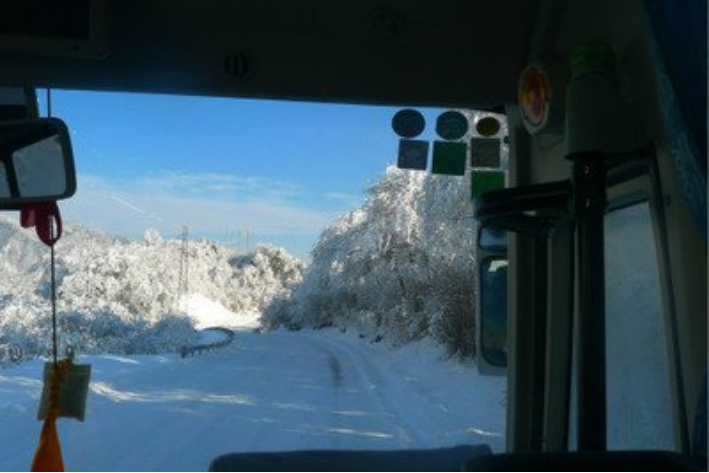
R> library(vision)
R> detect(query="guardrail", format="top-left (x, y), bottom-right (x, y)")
top-left (0, 345), bottom-right (75, 367)
top-left (180, 327), bottom-right (235, 358)
top-left (0, 343), bottom-right (26, 367)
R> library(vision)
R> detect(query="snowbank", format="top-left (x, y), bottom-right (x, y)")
top-left (182, 293), bottom-right (260, 330)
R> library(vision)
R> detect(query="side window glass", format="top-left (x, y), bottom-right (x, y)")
top-left (605, 203), bottom-right (675, 450)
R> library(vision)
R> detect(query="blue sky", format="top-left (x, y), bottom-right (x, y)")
top-left (42, 90), bottom-right (442, 259)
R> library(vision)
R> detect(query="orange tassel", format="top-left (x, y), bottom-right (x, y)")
top-left (30, 418), bottom-right (64, 472)
top-left (31, 360), bottom-right (69, 472)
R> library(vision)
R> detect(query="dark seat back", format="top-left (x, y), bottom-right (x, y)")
top-left (210, 444), bottom-right (492, 472)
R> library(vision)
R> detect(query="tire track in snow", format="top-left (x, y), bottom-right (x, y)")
top-left (327, 355), bottom-right (343, 388)
top-left (315, 334), bottom-right (486, 448)
top-left (310, 334), bottom-right (425, 447)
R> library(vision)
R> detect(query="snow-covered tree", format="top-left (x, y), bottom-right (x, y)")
top-left (0, 217), bottom-right (303, 358)
top-left (264, 166), bottom-right (477, 356)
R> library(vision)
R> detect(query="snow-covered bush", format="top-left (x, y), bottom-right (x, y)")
top-left (227, 244), bottom-right (304, 312)
top-left (263, 165), bottom-right (479, 357)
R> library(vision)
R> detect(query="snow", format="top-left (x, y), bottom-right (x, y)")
top-left (0, 329), bottom-right (505, 471)
top-left (182, 293), bottom-right (261, 330)
top-left (0, 217), bottom-right (301, 357)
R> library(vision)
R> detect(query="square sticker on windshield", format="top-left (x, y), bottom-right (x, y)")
top-left (470, 138), bottom-right (501, 168)
top-left (432, 141), bottom-right (466, 176)
top-left (397, 139), bottom-right (429, 171)
top-left (471, 170), bottom-right (505, 198)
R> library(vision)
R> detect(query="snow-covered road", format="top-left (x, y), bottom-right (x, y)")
top-left (0, 330), bottom-right (505, 471)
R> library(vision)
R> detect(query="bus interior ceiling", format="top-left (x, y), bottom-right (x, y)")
top-left (0, 0), bottom-right (537, 108)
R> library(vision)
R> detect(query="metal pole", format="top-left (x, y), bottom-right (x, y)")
top-left (571, 153), bottom-right (607, 451)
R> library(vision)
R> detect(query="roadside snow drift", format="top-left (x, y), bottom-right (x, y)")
top-left (182, 294), bottom-right (261, 330)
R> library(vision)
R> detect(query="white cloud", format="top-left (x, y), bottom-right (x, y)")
top-left (60, 173), bottom-right (337, 241)
top-left (324, 192), bottom-right (363, 208)
top-left (139, 172), bottom-right (302, 200)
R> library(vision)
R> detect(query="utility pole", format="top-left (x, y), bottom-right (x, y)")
top-left (228, 226), bottom-right (253, 253)
top-left (177, 225), bottom-right (189, 296)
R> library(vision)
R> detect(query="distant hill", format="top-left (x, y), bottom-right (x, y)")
top-left (0, 217), bottom-right (302, 359)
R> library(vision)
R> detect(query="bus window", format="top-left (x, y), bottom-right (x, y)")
top-left (605, 202), bottom-right (675, 450)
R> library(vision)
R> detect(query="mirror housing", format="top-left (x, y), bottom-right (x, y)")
top-left (0, 118), bottom-right (76, 208)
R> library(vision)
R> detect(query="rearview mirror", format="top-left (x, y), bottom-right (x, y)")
top-left (0, 118), bottom-right (76, 208)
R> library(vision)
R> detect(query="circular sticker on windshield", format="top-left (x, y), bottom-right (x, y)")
top-left (436, 111), bottom-right (469, 140)
top-left (476, 116), bottom-right (501, 137)
top-left (392, 109), bottom-right (426, 138)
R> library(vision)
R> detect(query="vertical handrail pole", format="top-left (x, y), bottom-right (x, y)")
top-left (570, 153), bottom-right (607, 450)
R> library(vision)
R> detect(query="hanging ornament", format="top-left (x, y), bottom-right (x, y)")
top-left (21, 202), bottom-right (91, 473)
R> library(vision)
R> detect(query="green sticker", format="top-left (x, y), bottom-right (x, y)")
top-left (471, 170), bottom-right (505, 198)
top-left (432, 141), bottom-right (466, 176)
